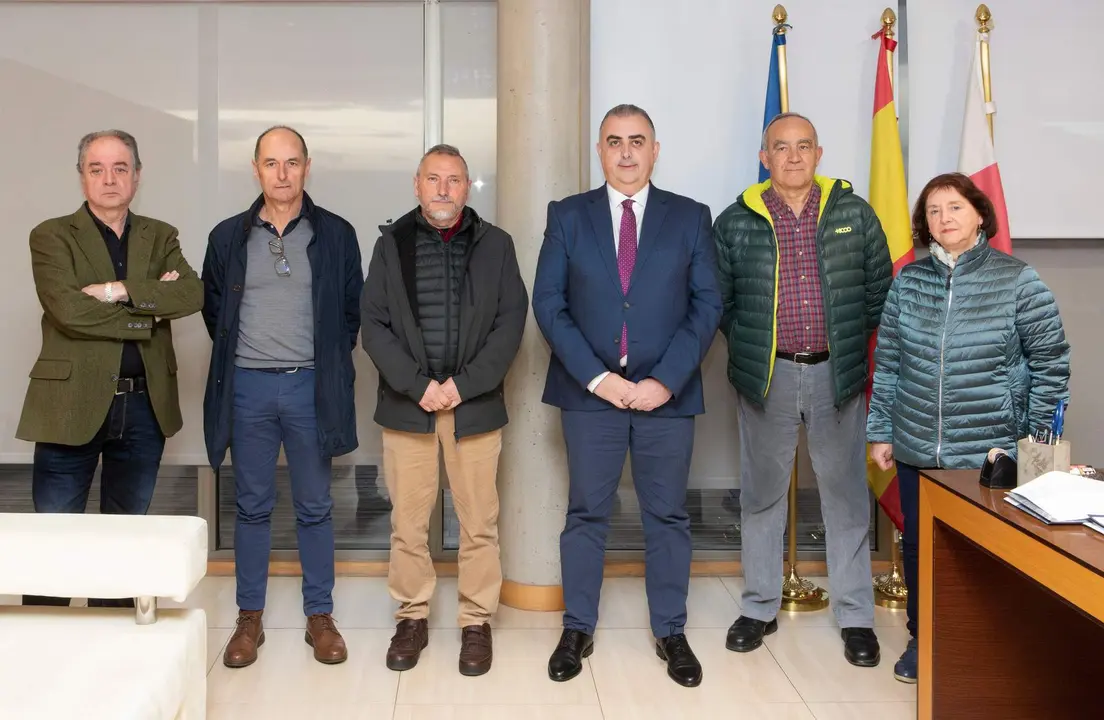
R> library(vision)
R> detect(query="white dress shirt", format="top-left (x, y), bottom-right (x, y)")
top-left (587, 183), bottom-right (650, 393)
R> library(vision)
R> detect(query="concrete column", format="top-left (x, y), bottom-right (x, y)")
top-left (496, 0), bottom-right (590, 611)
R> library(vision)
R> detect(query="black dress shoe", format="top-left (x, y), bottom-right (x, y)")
top-left (725, 616), bottom-right (778, 652)
top-left (655, 633), bottom-right (702, 687)
top-left (841, 627), bottom-right (880, 667)
top-left (548, 629), bottom-right (593, 682)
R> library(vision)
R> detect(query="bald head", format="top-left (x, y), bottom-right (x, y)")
top-left (254, 125), bottom-right (308, 161)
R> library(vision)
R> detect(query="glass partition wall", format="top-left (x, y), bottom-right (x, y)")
top-left (0, 1), bottom-right (883, 563)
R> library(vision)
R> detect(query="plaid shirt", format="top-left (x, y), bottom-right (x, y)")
top-left (762, 184), bottom-right (828, 354)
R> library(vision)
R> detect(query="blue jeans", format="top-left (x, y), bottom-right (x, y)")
top-left (896, 462), bottom-right (921, 638)
top-left (231, 367), bottom-right (335, 616)
top-left (24, 389), bottom-right (165, 607)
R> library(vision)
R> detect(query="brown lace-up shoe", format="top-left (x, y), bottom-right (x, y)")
top-left (305, 613), bottom-right (348, 664)
top-left (459, 623), bottom-right (493, 676)
top-left (386, 619), bottom-right (429, 671)
top-left (223, 610), bottom-right (265, 668)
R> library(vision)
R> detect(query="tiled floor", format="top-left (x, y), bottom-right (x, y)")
top-left (167, 574), bottom-right (916, 719)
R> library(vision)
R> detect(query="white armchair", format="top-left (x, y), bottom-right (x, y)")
top-left (0, 513), bottom-right (209, 719)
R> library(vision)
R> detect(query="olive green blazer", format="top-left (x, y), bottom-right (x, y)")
top-left (16, 206), bottom-right (204, 445)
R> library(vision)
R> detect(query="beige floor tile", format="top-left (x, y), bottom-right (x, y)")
top-left (426, 577), bottom-right (564, 630)
top-left (329, 576), bottom-right (403, 629)
top-left (596, 577), bottom-right (740, 629)
top-left (589, 627), bottom-right (801, 707)
top-left (207, 703), bottom-right (392, 720)
top-left (207, 628), bottom-right (232, 673)
top-left (764, 624), bottom-right (917, 703)
top-left (176, 570), bottom-right (911, 713)
top-left (205, 629), bottom-right (399, 706)
top-left (393, 704), bottom-right (604, 720)
top-left (807, 701), bottom-right (917, 720)
top-left (427, 576), bottom-right (460, 628)
top-left (395, 628), bottom-right (600, 706)
top-left (596, 702), bottom-right (815, 720)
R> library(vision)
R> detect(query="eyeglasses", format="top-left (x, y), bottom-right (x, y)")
top-left (268, 237), bottom-right (291, 277)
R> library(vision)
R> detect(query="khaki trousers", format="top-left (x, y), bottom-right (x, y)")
top-left (382, 409), bottom-right (503, 627)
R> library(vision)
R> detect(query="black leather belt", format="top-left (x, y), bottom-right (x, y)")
top-left (776, 350), bottom-right (830, 365)
top-left (115, 376), bottom-right (147, 394)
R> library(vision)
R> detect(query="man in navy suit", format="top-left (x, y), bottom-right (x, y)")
top-left (533, 104), bottom-right (722, 688)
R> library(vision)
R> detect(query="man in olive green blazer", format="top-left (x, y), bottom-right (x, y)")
top-left (17, 130), bottom-right (203, 607)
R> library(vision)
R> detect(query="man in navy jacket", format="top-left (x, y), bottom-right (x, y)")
top-left (533, 104), bottom-right (722, 688)
top-left (201, 126), bottom-right (363, 669)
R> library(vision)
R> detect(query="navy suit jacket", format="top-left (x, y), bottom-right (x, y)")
top-left (532, 184), bottom-right (723, 416)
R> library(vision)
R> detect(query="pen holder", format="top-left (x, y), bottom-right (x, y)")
top-left (1016, 438), bottom-right (1071, 486)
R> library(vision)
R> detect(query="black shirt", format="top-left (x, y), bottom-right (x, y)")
top-left (86, 203), bottom-right (145, 378)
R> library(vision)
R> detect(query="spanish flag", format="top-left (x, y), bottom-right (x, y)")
top-left (866, 29), bottom-right (915, 532)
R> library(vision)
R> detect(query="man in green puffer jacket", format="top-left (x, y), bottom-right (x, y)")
top-left (713, 113), bottom-right (892, 667)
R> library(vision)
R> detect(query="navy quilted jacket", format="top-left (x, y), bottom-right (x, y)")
top-left (866, 236), bottom-right (1071, 469)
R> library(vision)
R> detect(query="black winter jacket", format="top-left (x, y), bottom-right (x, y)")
top-left (361, 207), bottom-right (528, 438)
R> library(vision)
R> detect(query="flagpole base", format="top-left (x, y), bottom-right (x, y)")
top-left (781, 567), bottom-right (830, 613)
top-left (873, 565), bottom-right (908, 610)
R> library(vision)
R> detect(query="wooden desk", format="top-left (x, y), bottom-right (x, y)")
top-left (919, 469), bottom-right (1104, 719)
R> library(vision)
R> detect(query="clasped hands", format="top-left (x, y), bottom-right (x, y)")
top-left (595, 374), bottom-right (671, 412)
top-left (420, 378), bottom-right (462, 413)
top-left (81, 270), bottom-right (180, 304)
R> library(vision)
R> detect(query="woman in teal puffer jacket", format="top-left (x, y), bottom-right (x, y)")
top-left (866, 172), bottom-right (1070, 685)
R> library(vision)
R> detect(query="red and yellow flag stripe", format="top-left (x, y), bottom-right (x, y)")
top-left (866, 30), bottom-right (916, 532)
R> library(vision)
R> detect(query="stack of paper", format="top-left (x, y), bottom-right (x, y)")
top-left (1086, 516), bottom-right (1104, 536)
top-left (1003, 471), bottom-right (1104, 525)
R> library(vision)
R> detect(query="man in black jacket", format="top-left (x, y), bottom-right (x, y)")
top-left (201, 126), bottom-right (363, 669)
top-left (361, 144), bottom-right (527, 677)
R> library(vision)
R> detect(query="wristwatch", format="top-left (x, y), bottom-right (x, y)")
top-left (104, 282), bottom-right (114, 303)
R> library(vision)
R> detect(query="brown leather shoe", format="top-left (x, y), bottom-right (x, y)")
top-left (459, 623), bottom-right (493, 676)
top-left (305, 613), bottom-right (348, 664)
top-left (223, 610), bottom-right (264, 668)
top-left (386, 619), bottom-right (429, 671)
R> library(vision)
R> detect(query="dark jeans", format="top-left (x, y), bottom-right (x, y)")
top-left (23, 390), bottom-right (165, 607)
top-left (896, 462), bottom-right (922, 638)
top-left (231, 367), bottom-right (335, 616)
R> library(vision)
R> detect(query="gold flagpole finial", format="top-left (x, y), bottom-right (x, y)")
top-left (976, 4), bottom-right (992, 33)
top-left (773, 5), bottom-right (788, 30)
top-left (881, 8), bottom-right (897, 38)
top-left (878, 8), bottom-right (896, 38)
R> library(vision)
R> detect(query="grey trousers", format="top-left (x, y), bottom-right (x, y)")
top-left (736, 357), bottom-right (875, 628)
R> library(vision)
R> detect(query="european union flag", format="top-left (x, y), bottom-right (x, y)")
top-left (760, 31), bottom-right (786, 182)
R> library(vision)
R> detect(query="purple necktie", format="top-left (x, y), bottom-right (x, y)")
top-left (618, 198), bottom-right (637, 357)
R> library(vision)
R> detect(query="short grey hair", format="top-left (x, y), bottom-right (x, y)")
top-left (761, 112), bottom-right (819, 150)
top-left (600, 103), bottom-right (656, 135)
top-left (418, 143), bottom-right (468, 177)
top-left (76, 130), bottom-right (142, 172)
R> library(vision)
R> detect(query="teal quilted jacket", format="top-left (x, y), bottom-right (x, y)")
top-left (866, 236), bottom-right (1071, 469)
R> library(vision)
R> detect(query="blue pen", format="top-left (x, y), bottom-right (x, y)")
top-left (1050, 399), bottom-right (1067, 445)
